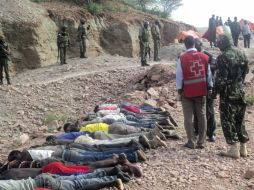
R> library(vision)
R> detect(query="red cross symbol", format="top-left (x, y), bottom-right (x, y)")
top-left (190, 61), bottom-right (204, 77)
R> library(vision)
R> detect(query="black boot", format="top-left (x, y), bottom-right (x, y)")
top-left (7, 78), bottom-right (11, 85)
top-left (141, 60), bottom-right (150, 67)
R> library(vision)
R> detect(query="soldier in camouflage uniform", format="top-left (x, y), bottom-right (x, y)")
top-left (0, 35), bottom-right (11, 85)
top-left (139, 21), bottom-right (150, 66)
top-left (215, 34), bottom-right (249, 159)
top-left (77, 18), bottom-right (90, 58)
top-left (151, 20), bottom-right (161, 62)
top-left (57, 26), bottom-right (70, 65)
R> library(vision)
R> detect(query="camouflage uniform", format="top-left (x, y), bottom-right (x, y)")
top-left (57, 26), bottom-right (70, 65)
top-left (215, 35), bottom-right (249, 145)
top-left (77, 19), bottom-right (89, 58)
top-left (139, 21), bottom-right (150, 66)
top-left (0, 36), bottom-right (11, 85)
top-left (151, 20), bottom-right (161, 61)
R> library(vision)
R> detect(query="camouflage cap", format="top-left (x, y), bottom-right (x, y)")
top-left (0, 35), bottom-right (4, 41)
top-left (217, 34), bottom-right (231, 51)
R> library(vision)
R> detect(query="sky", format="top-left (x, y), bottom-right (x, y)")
top-left (171, 0), bottom-right (253, 27)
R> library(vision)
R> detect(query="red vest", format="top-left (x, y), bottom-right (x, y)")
top-left (180, 51), bottom-right (209, 97)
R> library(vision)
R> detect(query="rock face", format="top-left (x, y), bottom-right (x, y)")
top-left (0, 0), bottom-right (58, 71)
top-left (0, 0), bottom-right (194, 72)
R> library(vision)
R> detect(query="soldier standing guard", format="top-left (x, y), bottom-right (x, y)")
top-left (57, 25), bottom-right (70, 65)
top-left (215, 34), bottom-right (249, 159)
top-left (0, 35), bottom-right (11, 85)
top-left (208, 14), bottom-right (217, 48)
top-left (151, 20), bottom-right (161, 62)
top-left (139, 21), bottom-right (150, 67)
top-left (77, 18), bottom-right (90, 58)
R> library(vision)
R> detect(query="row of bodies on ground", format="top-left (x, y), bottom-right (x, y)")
top-left (0, 102), bottom-right (179, 190)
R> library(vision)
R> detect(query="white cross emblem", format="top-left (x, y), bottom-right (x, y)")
top-left (190, 61), bottom-right (204, 77)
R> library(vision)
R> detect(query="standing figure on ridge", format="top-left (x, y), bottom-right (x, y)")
top-left (77, 18), bottom-right (90, 58)
top-left (0, 35), bottom-right (11, 85)
top-left (151, 20), bottom-right (161, 62)
top-left (242, 20), bottom-right (251, 48)
top-left (208, 15), bottom-right (217, 48)
top-left (139, 21), bottom-right (150, 67)
top-left (57, 25), bottom-right (70, 65)
top-left (230, 17), bottom-right (241, 47)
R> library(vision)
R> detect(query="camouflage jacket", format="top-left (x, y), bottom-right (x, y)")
top-left (151, 24), bottom-right (161, 40)
top-left (215, 46), bottom-right (249, 98)
top-left (77, 24), bottom-right (87, 40)
top-left (139, 27), bottom-right (150, 43)
top-left (57, 32), bottom-right (70, 48)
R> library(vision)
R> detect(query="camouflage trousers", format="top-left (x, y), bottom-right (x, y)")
top-left (194, 96), bottom-right (216, 138)
top-left (140, 42), bottom-right (149, 66)
top-left (59, 47), bottom-right (67, 65)
top-left (153, 38), bottom-right (160, 61)
top-left (0, 57), bottom-right (10, 82)
top-left (79, 38), bottom-right (87, 58)
top-left (220, 95), bottom-right (249, 144)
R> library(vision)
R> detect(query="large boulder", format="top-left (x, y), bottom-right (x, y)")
top-left (136, 64), bottom-right (175, 88)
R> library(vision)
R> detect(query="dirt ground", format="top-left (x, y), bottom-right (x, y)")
top-left (0, 42), bottom-right (254, 190)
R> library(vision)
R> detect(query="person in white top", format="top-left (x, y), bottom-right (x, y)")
top-left (242, 20), bottom-right (251, 48)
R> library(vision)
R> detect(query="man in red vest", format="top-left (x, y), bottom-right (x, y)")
top-left (176, 36), bottom-right (213, 149)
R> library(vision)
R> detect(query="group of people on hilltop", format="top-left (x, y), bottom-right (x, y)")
top-left (57, 18), bottom-right (90, 65)
top-left (138, 20), bottom-right (162, 66)
top-left (0, 18), bottom-right (91, 86)
top-left (176, 34), bottom-right (249, 159)
top-left (57, 18), bottom-right (162, 68)
top-left (208, 14), bottom-right (252, 48)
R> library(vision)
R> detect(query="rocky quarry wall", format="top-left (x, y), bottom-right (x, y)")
top-left (0, 0), bottom-right (194, 72)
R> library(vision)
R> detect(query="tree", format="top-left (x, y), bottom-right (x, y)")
top-left (138, 0), bottom-right (156, 10)
top-left (158, 0), bottom-right (182, 17)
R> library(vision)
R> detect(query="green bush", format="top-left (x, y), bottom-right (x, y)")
top-left (86, 2), bottom-right (103, 15)
top-left (245, 95), bottom-right (254, 106)
top-left (103, 2), bottom-right (117, 12)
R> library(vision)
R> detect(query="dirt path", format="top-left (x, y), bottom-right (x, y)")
top-left (12, 55), bottom-right (174, 86)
